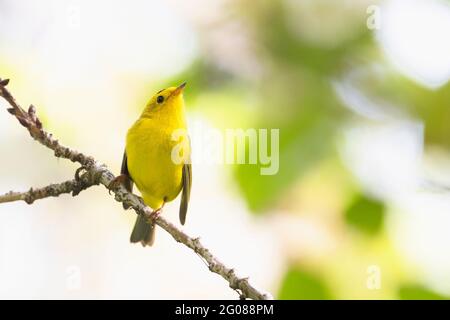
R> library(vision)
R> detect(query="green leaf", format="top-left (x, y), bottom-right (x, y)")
top-left (278, 267), bottom-right (333, 300)
top-left (399, 284), bottom-right (450, 300)
top-left (344, 194), bottom-right (385, 235)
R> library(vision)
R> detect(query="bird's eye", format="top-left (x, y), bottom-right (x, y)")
top-left (157, 95), bottom-right (164, 104)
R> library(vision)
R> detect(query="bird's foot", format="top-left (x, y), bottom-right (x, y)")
top-left (74, 166), bottom-right (87, 181)
top-left (148, 208), bottom-right (163, 224)
top-left (136, 195), bottom-right (145, 206)
top-left (107, 174), bottom-right (128, 194)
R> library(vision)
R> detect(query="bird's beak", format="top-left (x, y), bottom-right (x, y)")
top-left (172, 82), bottom-right (187, 97)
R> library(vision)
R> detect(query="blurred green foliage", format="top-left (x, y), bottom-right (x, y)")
top-left (230, 1), bottom-right (375, 213)
top-left (278, 267), bottom-right (333, 300)
top-left (253, 1), bottom-right (372, 75)
top-left (399, 285), bottom-right (450, 300)
top-left (230, 1), bottom-right (368, 212)
top-left (165, 1), bottom-right (379, 214)
top-left (360, 71), bottom-right (450, 147)
top-left (165, 0), bottom-right (450, 299)
top-left (345, 194), bottom-right (386, 235)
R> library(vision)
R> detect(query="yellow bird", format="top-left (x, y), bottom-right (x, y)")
top-left (112, 82), bottom-right (192, 246)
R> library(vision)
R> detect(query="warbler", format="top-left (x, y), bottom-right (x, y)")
top-left (111, 82), bottom-right (192, 246)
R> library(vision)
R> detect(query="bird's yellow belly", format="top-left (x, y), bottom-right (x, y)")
top-left (126, 120), bottom-right (183, 209)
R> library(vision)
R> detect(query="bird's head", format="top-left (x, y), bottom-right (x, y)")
top-left (143, 82), bottom-right (186, 117)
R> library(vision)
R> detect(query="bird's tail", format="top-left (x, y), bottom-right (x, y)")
top-left (130, 214), bottom-right (155, 247)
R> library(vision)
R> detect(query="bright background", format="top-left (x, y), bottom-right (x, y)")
top-left (1, 0), bottom-right (450, 299)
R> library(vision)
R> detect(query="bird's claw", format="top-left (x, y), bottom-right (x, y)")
top-left (108, 174), bottom-right (127, 195)
top-left (75, 166), bottom-right (87, 181)
top-left (148, 208), bottom-right (162, 224)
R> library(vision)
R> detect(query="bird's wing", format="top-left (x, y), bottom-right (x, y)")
top-left (121, 151), bottom-right (134, 209)
top-left (179, 162), bottom-right (192, 225)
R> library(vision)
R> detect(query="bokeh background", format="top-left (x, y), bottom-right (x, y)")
top-left (1, 0), bottom-right (450, 299)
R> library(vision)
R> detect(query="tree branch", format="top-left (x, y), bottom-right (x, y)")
top-left (0, 78), bottom-right (272, 300)
top-left (0, 172), bottom-right (98, 204)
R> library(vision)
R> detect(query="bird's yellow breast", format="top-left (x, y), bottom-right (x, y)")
top-left (126, 115), bottom-right (186, 209)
